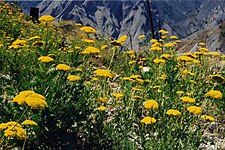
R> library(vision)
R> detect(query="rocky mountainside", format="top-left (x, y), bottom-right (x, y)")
top-left (15, 0), bottom-right (225, 51)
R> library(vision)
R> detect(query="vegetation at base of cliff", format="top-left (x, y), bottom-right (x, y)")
top-left (0, 3), bottom-right (225, 150)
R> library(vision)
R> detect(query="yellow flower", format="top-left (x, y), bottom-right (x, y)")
top-left (128, 61), bottom-right (136, 65)
top-left (92, 77), bottom-right (99, 81)
top-left (177, 56), bottom-right (194, 62)
top-left (12, 39), bottom-right (26, 45)
top-left (113, 93), bottom-right (124, 99)
top-left (97, 97), bottom-right (108, 103)
top-left (201, 115), bottom-right (215, 122)
top-left (122, 77), bottom-right (134, 81)
top-left (187, 106), bottom-right (202, 115)
top-left (210, 74), bottom-right (224, 83)
top-left (181, 96), bottom-right (195, 103)
top-left (56, 64), bottom-right (71, 71)
top-left (205, 90), bottom-right (223, 99)
top-left (96, 106), bottom-right (106, 111)
top-left (38, 56), bottom-right (54, 63)
top-left (28, 36), bottom-right (40, 41)
top-left (32, 41), bottom-right (44, 46)
top-left (160, 54), bottom-right (172, 60)
top-left (153, 58), bottom-right (165, 64)
top-left (140, 116), bottom-right (156, 125)
top-left (159, 29), bottom-right (169, 34)
top-left (39, 15), bottom-right (55, 22)
top-left (199, 47), bottom-right (209, 52)
top-left (0, 123), bottom-right (8, 130)
top-left (176, 91), bottom-right (184, 95)
top-left (81, 46), bottom-right (100, 54)
top-left (67, 75), bottom-right (81, 81)
top-left (101, 45), bottom-right (108, 50)
top-left (130, 75), bottom-right (141, 79)
top-left (22, 120), bottom-right (38, 126)
top-left (139, 35), bottom-right (145, 39)
top-left (170, 35), bottom-right (178, 39)
top-left (94, 69), bottom-right (113, 78)
top-left (13, 91), bottom-right (47, 109)
top-left (150, 39), bottom-right (158, 43)
top-left (81, 39), bottom-right (95, 44)
top-left (150, 46), bottom-right (162, 51)
top-left (166, 109), bottom-right (181, 116)
top-left (198, 42), bottom-right (206, 46)
top-left (80, 26), bottom-right (97, 34)
top-left (144, 100), bottom-right (159, 109)
top-left (164, 42), bottom-right (175, 48)
top-left (159, 74), bottom-right (167, 80)
top-left (0, 43), bottom-right (4, 48)
top-left (110, 35), bottom-right (128, 46)
top-left (124, 50), bottom-right (135, 55)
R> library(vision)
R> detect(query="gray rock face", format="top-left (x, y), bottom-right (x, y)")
top-left (16, 0), bottom-right (225, 50)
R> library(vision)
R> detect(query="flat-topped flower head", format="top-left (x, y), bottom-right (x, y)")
top-left (39, 15), bottom-right (55, 22)
top-left (22, 120), bottom-right (38, 126)
top-left (180, 96), bottom-right (195, 103)
top-left (56, 64), bottom-right (71, 71)
top-left (201, 115), bottom-right (215, 122)
top-left (96, 106), bottom-right (106, 111)
top-left (113, 93), bottom-right (124, 99)
top-left (144, 100), bottom-right (159, 110)
top-left (166, 109), bottom-right (181, 116)
top-left (94, 69), bottom-right (113, 78)
top-left (140, 116), bottom-right (157, 125)
top-left (210, 74), bottom-right (224, 83)
top-left (187, 106), bottom-right (202, 115)
top-left (80, 26), bottom-right (97, 34)
top-left (13, 90), bottom-right (47, 109)
top-left (81, 46), bottom-right (100, 54)
top-left (205, 90), bottom-right (223, 99)
top-left (38, 56), bottom-right (54, 63)
top-left (67, 75), bottom-right (81, 81)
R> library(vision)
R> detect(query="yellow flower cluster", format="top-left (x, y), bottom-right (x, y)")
top-left (9, 39), bottom-right (27, 49)
top-left (187, 106), bottom-right (202, 115)
top-left (140, 116), bottom-right (157, 125)
top-left (210, 74), bottom-right (224, 83)
top-left (181, 96), bottom-right (195, 103)
top-left (96, 106), bottom-right (107, 111)
top-left (166, 109), bottom-right (181, 116)
top-left (153, 58), bottom-right (165, 64)
top-left (38, 15), bottom-right (55, 22)
top-left (80, 26), bottom-right (97, 34)
top-left (13, 90), bottom-right (47, 109)
top-left (38, 56), bottom-right (54, 63)
top-left (67, 75), bottom-right (81, 81)
top-left (110, 35), bottom-right (128, 46)
top-left (22, 120), bottom-right (38, 126)
top-left (97, 97), bottom-right (108, 103)
top-left (144, 100), bottom-right (159, 109)
top-left (56, 64), bottom-right (71, 71)
top-left (205, 90), bottom-right (223, 99)
top-left (0, 121), bottom-right (27, 140)
top-left (200, 115), bottom-right (215, 122)
top-left (81, 46), bottom-right (100, 54)
top-left (112, 93), bottom-right (124, 99)
top-left (94, 69), bottom-right (113, 78)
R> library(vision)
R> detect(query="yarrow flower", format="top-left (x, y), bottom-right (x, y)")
top-left (144, 100), bottom-right (159, 110)
top-left (56, 64), bottom-right (71, 71)
top-left (200, 115), bottom-right (215, 122)
top-left (94, 69), bottom-right (113, 78)
top-left (205, 90), bottom-right (223, 99)
top-left (187, 106), bottom-right (202, 115)
top-left (81, 46), bottom-right (100, 54)
top-left (12, 90), bottom-right (47, 109)
top-left (38, 15), bottom-right (55, 22)
top-left (22, 120), bottom-right (38, 126)
top-left (80, 26), bottom-right (97, 34)
top-left (67, 75), bottom-right (81, 81)
top-left (166, 109), bottom-right (181, 116)
top-left (153, 58), bottom-right (165, 64)
top-left (38, 56), bottom-right (54, 63)
top-left (180, 96), bottom-right (195, 103)
top-left (210, 74), bottom-right (224, 83)
top-left (97, 97), bottom-right (108, 103)
top-left (112, 93), bottom-right (124, 99)
top-left (96, 106), bottom-right (107, 111)
top-left (0, 121), bottom-right (27, 140)
top-left (140, 116), bottom-right (157, 125)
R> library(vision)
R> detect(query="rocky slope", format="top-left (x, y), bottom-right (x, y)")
top-left (15, 0), bottom-right (225, 51)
